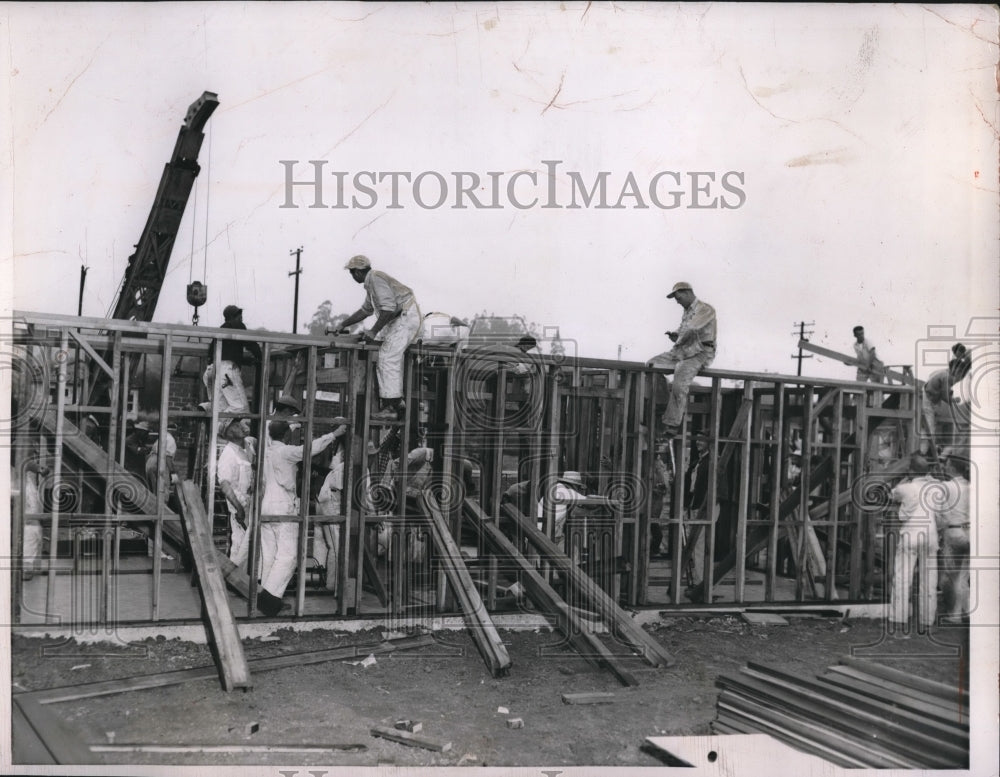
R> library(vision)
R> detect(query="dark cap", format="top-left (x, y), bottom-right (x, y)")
top-left (667, 282), bottom-right (693, 299)
top-left (223, 304), bottom-right (243, 321)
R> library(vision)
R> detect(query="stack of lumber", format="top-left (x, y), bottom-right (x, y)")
top-left (713, 657), bottom-right (968, 769)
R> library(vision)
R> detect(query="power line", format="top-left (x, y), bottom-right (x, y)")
top-left (289, 247), bottom-right (304, 334)
top-left (791, 321), bottom-right (815, 377)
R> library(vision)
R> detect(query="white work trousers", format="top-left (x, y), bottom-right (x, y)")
top-left (688, 502), bottom-right (721, 586)
top-left (939, 527), bottom-right (970, 619)
top-left (889, 528), bottom-right (938, 629)
top-left (260, 520), bottom-right (300, 599)
top-left (203, 361), bottom-right (249, 415)
top-left (229, 512), bottom-right (252, 570)
top-left (312, 489), bottom-right (342, 592)
top-left (650, 351), bottom-right (714, 429)
top-left (377, 304), bottom-right (421, 400)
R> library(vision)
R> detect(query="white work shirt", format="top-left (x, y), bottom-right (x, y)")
top-left (936, 477), bottom-right (970, 530)
top-left (261, 434), bottom-right (336, 514)
top-left (361, 270), bottom-right (416, 317)
top-left (317, 450), bottom-right (345, 516)
top-left (217, 441), bottom-right (254, 510)
top-left (890, 475), bottom-right (939, 547)
top-left (537, 483), bottom-right (587, 540)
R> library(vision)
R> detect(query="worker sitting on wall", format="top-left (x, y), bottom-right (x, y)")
top-left (334, 255), bottom-right (422, 421)
top-left (647, 282), bottom-right (717, 441)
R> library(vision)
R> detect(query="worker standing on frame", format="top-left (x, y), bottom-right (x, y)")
top-left (335, 255), bottom-right (421, 421)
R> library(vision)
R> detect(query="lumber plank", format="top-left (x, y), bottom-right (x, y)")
top-left (176, 480), bottom-right (252, 692)
top-left (13, 696), bottom-right (98, 764)
top-left (91, 743), bottom-right (368, 754)
top-left (743, 662), bottom-right (967, 747)
top-left (820, 667), bottom-right (969, 727)
top-left (562, 692), bottom-right (616, 705)
top-left (10, 697), bottom-right (57, 764)
top-left (838, 656), bottom-right (969, 705)
top-left (463, 498), bottom-right (638, 686)
top-left (370, 725), bottom-right (452, 752)
top-left (716, 673), bottom-right (963, 768)
top-left (716, 692), bottom-right (913, 769)
top-left (500, 502), bottom-right (674, 668)
top-left (20, 634), bottom-right (436, 705)
top-left (418, 491), bottom-right (512, 677)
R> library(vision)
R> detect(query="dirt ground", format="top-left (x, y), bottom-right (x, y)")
top-left (11, 615), bottom-right (969, 768)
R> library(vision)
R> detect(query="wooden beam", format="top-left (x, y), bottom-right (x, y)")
top-left (463, 498), bottom-right (638, 686)
top-left (500, 502), bottom-right (674, 668)
top-left (175, 481), bottom-right (252, 692)
top-left (838, 657), bottom-right (970, 705)
top-left (13, 696), bottom-right (98, 764)
top-left (797, 340), bottom-right (917, 386)
top-left (418, 491), bottom-right (513, 677)
top-left (92, 743), bottom-right (368, 754)
top-left (370, 725), bottom-right (452, 752)
top-left (67, 329), bottom-right (113, 377)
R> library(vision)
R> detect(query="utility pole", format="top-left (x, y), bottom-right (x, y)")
top-left (289, 247), bottom-right (303, 334)
top-left (78, 265), bottom-right (88, 316)
top-left (791, 321), bottom-right (815, 376)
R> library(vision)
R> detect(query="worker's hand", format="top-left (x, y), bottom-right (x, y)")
top-left (235, 505), bottom-right (247, 529)
top-left (360, 329), bottom-right (377, 342)
top-left (666, 330), bottom-right (679, 342)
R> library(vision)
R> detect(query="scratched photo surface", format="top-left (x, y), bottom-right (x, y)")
top-left (1, 3), bottom-right (998, 776)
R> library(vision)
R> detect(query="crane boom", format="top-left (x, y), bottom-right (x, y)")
top-left (87, 92), bottom-right (219, 410)
top-left (111, 91), bottom-right (219, 321)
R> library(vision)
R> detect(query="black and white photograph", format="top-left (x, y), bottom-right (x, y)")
top-left (2, 3), bottom-right (998, 775)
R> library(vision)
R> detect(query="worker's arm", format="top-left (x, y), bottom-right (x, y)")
top-left (338, 308), bottom-right (370, 330)
top-left (365, 274), bottom-right (402, 338)
top-left (368, 309), bottom-right (400, 339)
top-left (218, 480), bottom-right (247, 527)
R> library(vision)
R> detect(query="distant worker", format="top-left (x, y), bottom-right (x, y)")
top-left (123, 421), bottom-right (152, 480)
top-left (920, 355), bottom-right (972, 456)
top-left (145, 423), bottom-right (180, 505)
top-left (311, 416), bottom-right (349, 592)
top-left (888, 454), bottom-right (938, 630)
top-left (217, 419), bottom-right (256, 571)
top-left (648, 282), bottom-right (717, 440)
top-left (419, 312), bottom-right (471, 349)
top-left (537, 470), bottom-right (612, 545)
top-left (936, 452), bottom-right (971, 624)
top-left (203, 305), bottom-right (263, 424)
top-left (259, 419), bottom-right (345, 607)
top-left (684, 433), bottom-right (720, 604)
top-left (851, 326), bottom-right (884, 383)
top-left (11, 453), bottom-right (47, 580)
top-left (335, 255), bottom-right (421, 421)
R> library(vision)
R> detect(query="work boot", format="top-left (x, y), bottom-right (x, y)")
top-left (371, 403), bottom-right (401, 421)
top-left (257, 589), bottom-right (285, 617)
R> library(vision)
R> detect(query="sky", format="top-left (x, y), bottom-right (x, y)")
top-left (2, 2), bottom-right (998, 386)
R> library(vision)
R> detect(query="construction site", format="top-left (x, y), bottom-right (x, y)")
top-left (5, 91), bottom-right (979, 770)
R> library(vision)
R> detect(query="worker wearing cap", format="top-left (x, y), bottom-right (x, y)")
top-left (648, 282), bottom-right (717, 439)
top-left (202, 305), bottom-right (263, 423)
top-left (683, 432), bottom-right (720, 603)
top-left (335, 256), bottom-right (421, 421)
top-left (259, 419), bottom-right (346, 604)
